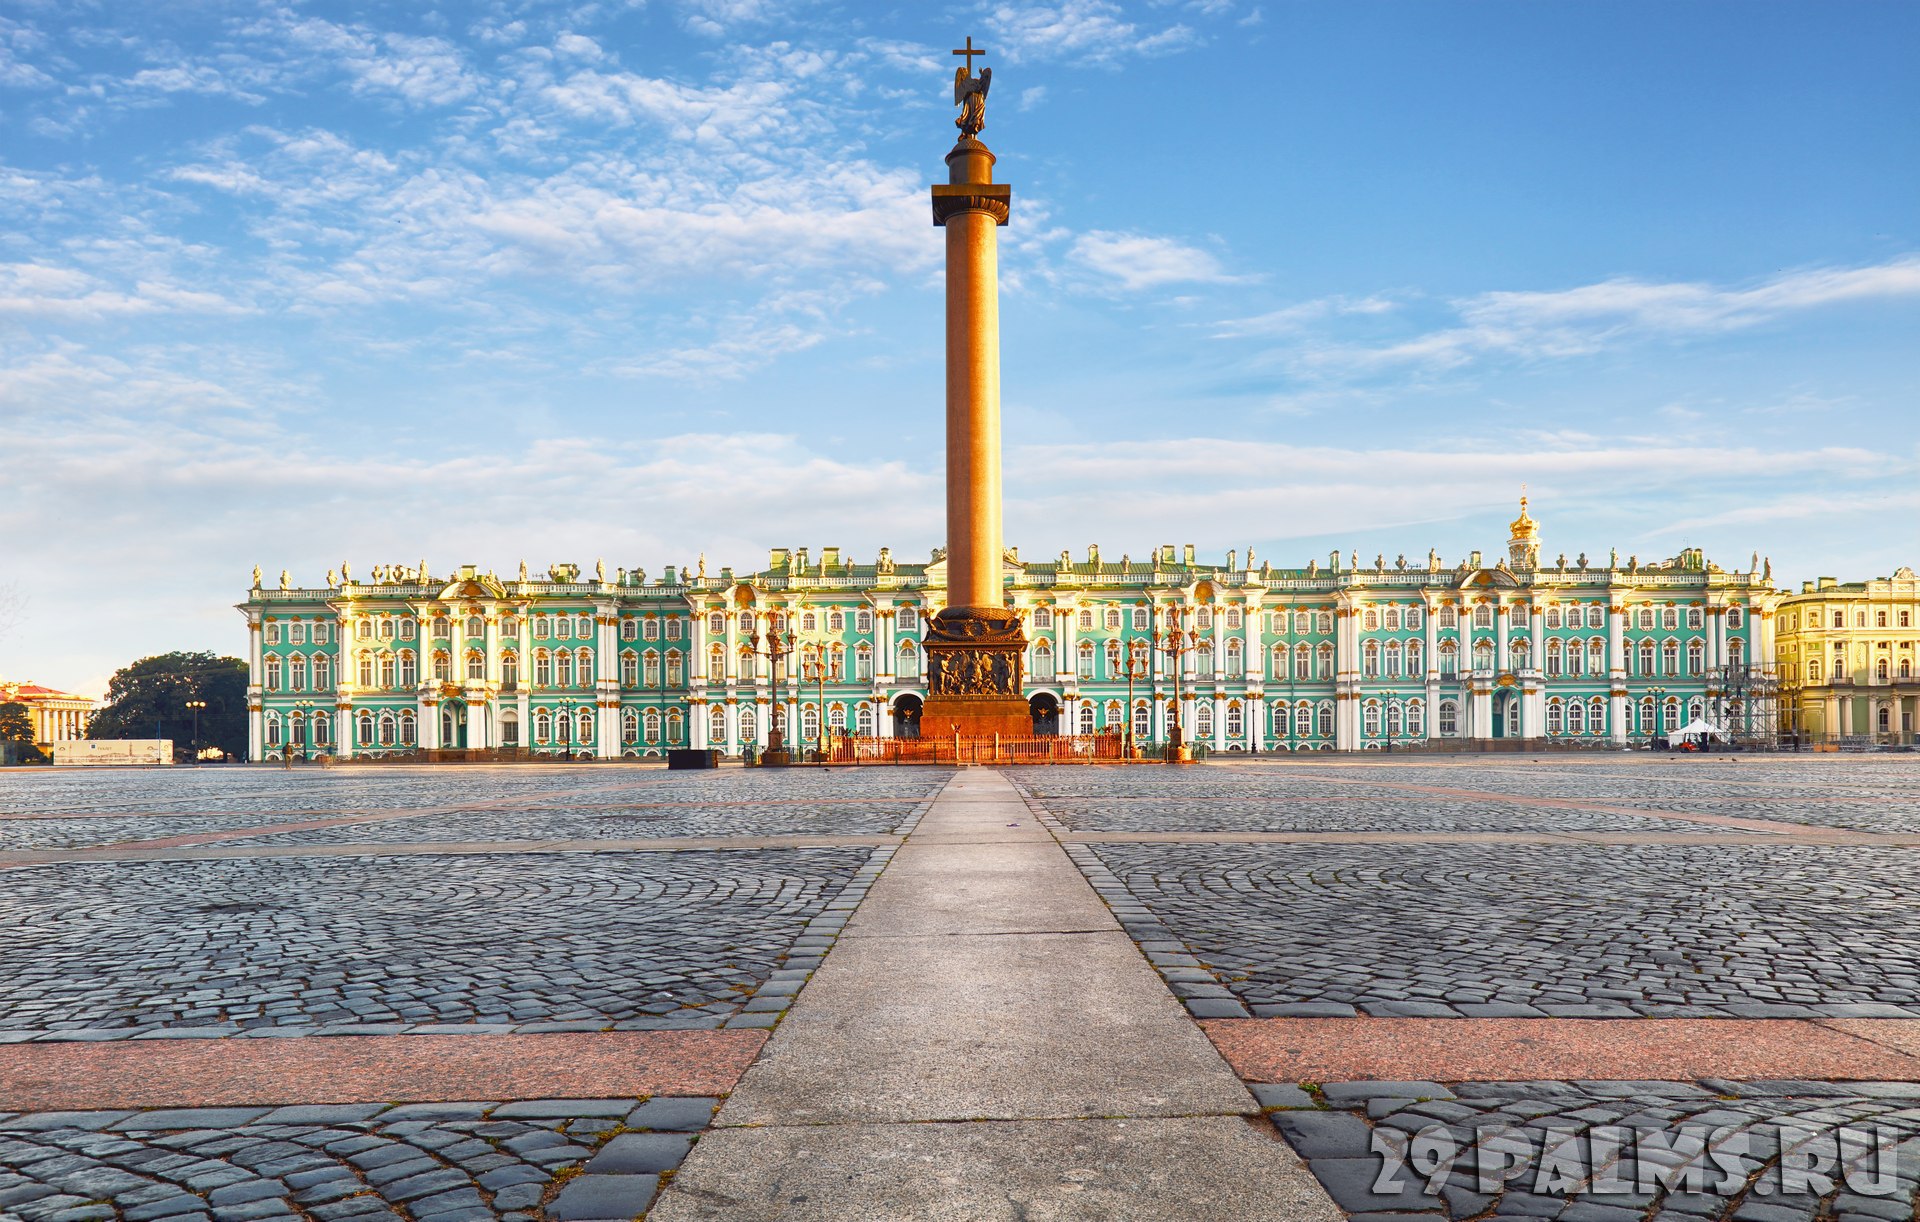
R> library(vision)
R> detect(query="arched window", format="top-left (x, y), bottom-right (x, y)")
top-left (1317, 702), bottom-right (1334, 738)
top-left (1545, 639), bottom-right (1563, 677)
top-left (1661, 607), bottom-right (1679, 631)
top-left (897, 640), bottom-right (920, 679)
top-left (1385, 701), bottom-right (1402, 738)
top-left (802, 612), bottom-right (818, 632)
top-left (1662, 640), bottom-right (1680, 675)
top-left (642, 618), bottom-right (659, 640)
top-left (622, 708), bottom-right (638, 744)
top-left (644, 708), bottom-right (661, 742)
top-left (500, 616), bottom-right (518, 637)
top-left (857, 610), bottom-right (873, 633)
top-left (1033, 607), bottom-right (1053, 630)
top-left (534, 650), bottom-right (553, 686)
top-left (1545, 606), bottom-right (1561, 629)
top-left (1438, 640), bottom-right (1457, 678)
top-left (1510, 604), bottom-right (1529, 629)
top-left (265, 655), bottom-right (283, 690)
top-left (1407, 700), bottom-right (1425, 737)
top-left (708, 612), bottom-right (726, 636)
top-left (1271, 644), bottom-right (1289, 677)
top-left (1589, 696), bottom-right (1606, 734)
top-left (642, 651), bottom-right (659, 686)
top-left (379, 654), bottom-right (395, 688)
top-left (1512, 637), bottom-right (1531, 667)
top-left (1225, 638), bottom-right (1244, 676)
top-left (1363, 641), bottom-right (1380, 679)
top-left (1295, 702), bottom-right (1313, 739)
top-left (1686, 640), bottom-right (1704, 675)
top-left (288, 654), bottom-right (308, 691)
top-left (1473, 640), bottom-right (1494, 671)
top-left (1439, 700), bottom-right (1458, 736)
top-left (856, 703), bottom-right (875, 735)
top-left (1635, 640), bottom-right (1654, 676)
top-left (667, 710), bottom-right (683, 742)
top-left (1587, 639), bottom-right (1605, 674)
top-left (266, 713), bottom-right (282, 746)
top-left (666, 650), bottom-right (683, 685)
top-left (620, 619), bottom-right (637, 641)
top-left (556, 649), bottom-right (574, 687)
top-left (1077, 703), bottom-right (1095, 734)
top-left (399, 710), bottom-right (416, 746)
top-left (621, 652), bottom-right (639, 685)
top-left (1383, 641), bottom-right (1401, 678)
top-left (398, 652), bottom-right (416, 687)
top-left (378, 713), bottom-right (397, 746)
top-left (1077, 640), bottom-right (1096, 679)
top-left (1474, 605), bottom-right (1493, 628)
top-left (356, 620), bottom-right (371, 640)
top-left (1727, 638), bottom-right (1745, 668)
top-left (378, 619), bottom-right (394, 640)
top-left (500, 652), bottom-right (517, 687)
top-left (1362, 701), bottom-right (1381, 737)
top-left (1105, 639), bottom-right (1122, 675)
top-left (802, 704), bottom-right (820, 740)
top-left (1195, 702), bottom-right (1214, 737)
top-left (357, 655), bottom-right (373, 687)
top-left (1316, 643), bottom-right (1334, 679)
top-left (1727, 606), bottom-right (1744, 628)
top-left (466, 650), bottom-right (484, 681)
top-left (1567, 699), bottom-right (1585, 735)
top-left (1546, 700), bottom-right (1565, 734)
top-left (1225, 701), bottom-right (1244, 738)
top-left (708, 643), bottom-right (725, 679)
top-left (1363, 609), bottom-right (1379, 631)
top-left (314, 654), bottom-right (332, 689)
top-left (1034, 639), bottom-right (1055, 674)
top-left (576, 647), bottom-right (593, 683)
top-left (1437, 606), bottom-right (1457, 629)
top-left (534, 616), bottom-right (551, 639)
top-left (1407, 640), bottom-right (1423, 675)
top-left (1135, 701), bottom-right (1153, 740)
top-left (1316, 612), bottom-right (1333, 634)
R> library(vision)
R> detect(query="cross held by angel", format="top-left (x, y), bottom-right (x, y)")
top-left (952, 36), bottom-right (991, 138)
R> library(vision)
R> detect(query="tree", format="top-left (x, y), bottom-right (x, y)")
top-left (0, 701), bottom-right (46, 764)
top-left (88, 652), bottom-right (249, 762)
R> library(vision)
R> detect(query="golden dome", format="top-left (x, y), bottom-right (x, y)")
top-left (1509, 495), bottom-right (1538, 540)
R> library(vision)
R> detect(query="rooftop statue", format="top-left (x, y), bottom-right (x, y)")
top-left (952, 37), bottom-right (991, 138)
top-left (252, 565), bottom-right (262, 590)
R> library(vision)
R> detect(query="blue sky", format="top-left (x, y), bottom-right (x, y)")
top-left (2, 1), bottom-right (1916, 694)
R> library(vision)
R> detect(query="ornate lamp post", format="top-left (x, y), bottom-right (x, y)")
top-left (184, 700), bottom-right (207, 764)
top-left (747, 624), bottom-right (796, 759)
top-left (1647, 685), bottom-right (1669, 746)
top-left (1156, 605), bottom-right (1199, 763)
top-left (293, 699), bottom-right (316, 761)
top-left (1124, 647), bottom-right (1148, 758)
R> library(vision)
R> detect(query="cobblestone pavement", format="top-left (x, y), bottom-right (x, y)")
top-left (0, 1097), bottom-right (717, 1222)
top-left (1260, 1077), bottom-right (1920, 1222)
top-left (0, 849), bottom-right (870, 1035)
top-left (214, 800), bottom-right (931, 847)
top-left (1086, 841), bottom-right (1920, 1017)
top-left (1028, 795), bottom-right (1720, 836)
top-left (0, 816), bottom-right (336, 852)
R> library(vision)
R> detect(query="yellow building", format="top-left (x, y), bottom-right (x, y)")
top-left (0, 681), bottom-right (97, 753)
top-left (1774, 567), bottom-right (1920, 744)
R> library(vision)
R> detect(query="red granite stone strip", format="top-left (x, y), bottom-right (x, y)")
top-left (1201, 1017), bottom-right (1920, 1084)
top-left (0, 1031), bottom-right (768, 1111)
top-left (0, 833), bottom-right (902, 867)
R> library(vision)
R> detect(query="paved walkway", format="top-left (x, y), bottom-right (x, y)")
top-left (650, 769), bottom-right (1340, 1221)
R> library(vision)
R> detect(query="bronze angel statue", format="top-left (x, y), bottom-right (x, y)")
top-left (954, 64), bottom-right (991, 138)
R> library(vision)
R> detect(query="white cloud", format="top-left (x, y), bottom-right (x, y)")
top-left (0, 262), bottom-right (242, 321)
top-left (1069, 230), bottom-right (1246, 291)
top-left (986, 0), bottom-right (1201, 65)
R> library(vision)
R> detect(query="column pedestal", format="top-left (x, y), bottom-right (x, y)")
top-left (920, 608), bottom-right (1030, 738)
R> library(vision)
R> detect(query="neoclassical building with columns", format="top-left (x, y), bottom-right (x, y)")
top-left (237, 501), bottom-right (1780, 759)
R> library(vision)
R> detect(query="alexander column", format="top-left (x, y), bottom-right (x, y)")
top-left (920, 37), bottom-right (1031, 739)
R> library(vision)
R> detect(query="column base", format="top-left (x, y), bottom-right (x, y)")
top-left (922, 607), bottom-right (1030, 739)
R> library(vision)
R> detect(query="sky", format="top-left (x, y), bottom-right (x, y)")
top-left (2, 0), bottom-right (1916, 696)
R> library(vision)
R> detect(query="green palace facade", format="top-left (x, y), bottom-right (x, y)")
top-left (237, 501), bottom-right (1780, 760)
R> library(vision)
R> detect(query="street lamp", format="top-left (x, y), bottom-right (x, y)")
top-left (1646, 685), bottom-right (1669, 746)
top-left (1124, 646), bottom-right (1148, 758)
top-left (1156, 605), bottom-right (1200, 762)
top-left (747, 624), bottom-right (796, 759)
top-left (292, 699), bottom-right (316, 761)
top-left (185, 700), bottom-right (207, 764)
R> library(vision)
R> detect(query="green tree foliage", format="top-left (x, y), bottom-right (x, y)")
top-left (89, 652), bottom-right (249, 761)
top-left (0, 701), bottom-right (32, 743)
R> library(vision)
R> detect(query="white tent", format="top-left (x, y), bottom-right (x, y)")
top-left (1668, 718), bottom-right (1728, 742)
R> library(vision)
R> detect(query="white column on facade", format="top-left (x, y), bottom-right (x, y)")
top-left (1244, 598), bottom-right (1265, 683)
top-left (691, 699), bottom-right (710, 749)
top-left (246, 611), bottom-right (265, 761)
top-left (418, 696), bottom-right (439, 750)
top-left (1057, 599), bottom-right (1075, 684)
top-left (1213, 694), bottom-right (1227, 752)
top-left (878, 608), bottom-right (895, 682)
top-left (1496, 603), bottom-right (1511, 674)
top-left (1249, 696), bottom-right (1266, 753)
top-left (724, 700), bottom-right (740, 756)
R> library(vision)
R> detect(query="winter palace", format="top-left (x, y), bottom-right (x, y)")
top-left (235, 500), bottom-right (1788, 760)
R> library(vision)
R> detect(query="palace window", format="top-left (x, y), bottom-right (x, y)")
top-left (1544, 639), bottom-right (1563, 677)
top-left (1031, 608), bottom-right (1053, 630)
top-left (1386, 702), bottom-right (1403, 738)
top-left (1317, 643), bottom-right (1335, 679)
top-left (1687, 609), bottom-right (1703, 630)
top-left (1130, 607), bottom-right (1148, 630)
top-left (1363, 641), bottom-right (1380, 679)
top-left (1362, 702), bottom-right (1381, 738)
top-left (380, 655), bottom-right (395, 688)
top-left (1437, 606), bottom-right (1456, 630)
top-left (620, 620), bottom-right (637, 641)
top-left (1568, 699), bottom-right (1586, 735)
top-left (287, 623), bottom-right (305, 645)
top-left (1195, 702), bottom-right (1214, 738)
top-left (1317, 703), bottom-right (1334, 738)
top-left (1077, 703), bottom-right (1096, 735)
top-left (1408, 700), bottom-right (1426, 737)
top-left (312, 716), bottom-right (330, 746)
top-left (1511, 605), bottom-right (1529, 628)
top-left (378, 713), bottom-right (397, 746)
top-left (1135, 701), bottom-right (1153, 740)
top-left (667, 710), bottom-right (683, 742)
top-left (378, 619), bottom-right (394, 640)
top-left (1293, 611), bottom-right (1310, 633)
top-left (264, 655), bottom-right (283, 690)
top-left (356, 656), bottom-right (373, 687)
top-left (1637, 608), bottom-right (1655, 631)
top-left (397, 652), bottom-right (416, 686)
top-left (644, 709), bottom-right (661, 742)
top-left (857, 704), bottom-right (875, 735)
top-left (1384, 641), bottom-right (1402, 678)
top-left (314, 655), bottom-right (332, 688)
top-left (1408, 641), bottom-right (1423, 674)
top-left (554, 650), bottom-right (573, 687)
top-left (1686, 640), bottom-right (1704, 675)
top-left (1728, 638), bottom-right (1745, 667)
top-left (801, 705), bottom-right (820, 741)
top-left (1472, 640), bottom-right (1494, 670)
top-left (1225, 638), bottom-right (1244, 676)
top-left (393, 620), bottom-right (412, 641)
top-left (1075, 609), bottom-right (1094, 631)
top-left (1662, 640), bottom-right (1680, 674)
top-left (1474, 605), bottom-right (1493, 629)
top-left (576, 647), bottom-right (593, 683)
top-left (534, 710), bottom-right (554, 743)
top-left (1727, 606), bottom-right (1744, 629)
top-left (898, 641), bottom-right (920, 679)
top-left (1106, 639), bottom-right (1123, 676)
top-left (1547, 700), bottom-right (1565, 734)
top-left (265, 713), bottom-right (282, 746)
top-left (1225, 701), bottom-right (1244, 738)
top-left (464, 651), bottom-right (483, 681)
top-left (265, 623), bottom-right (281, 646)
top-left (1546, 607), bottom-right (1561, 630)
top-left (638, 618), bottom-right (657, 641)
top-left (621, 652), bottom-right (639, 685)
top-left (666, 651), bottom-right (683, 685)
top-left (1105, 609), bottom-right (1123, 630)
top-left (621, 708), bottom-right (638, 745)
top-left (1438, 641), bottom-right (1458, 679)
top-left (1225, 609), bottom-right (1243, 631)
top-left (1295, 703), bottom-right (1314, 739)
top-left (1384, 608), bottom-right (1400, 631)
top-left (1662, 608), bottom-right (1679, 631)
top-left (1363, 609), bottom-right (1378, 631)
top-left (288, 655), bottom-right (307, 691)
top-left (314, 623), bottom-right (331, 644)
top-left (1587, 639), bottom-right (1605, 673)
